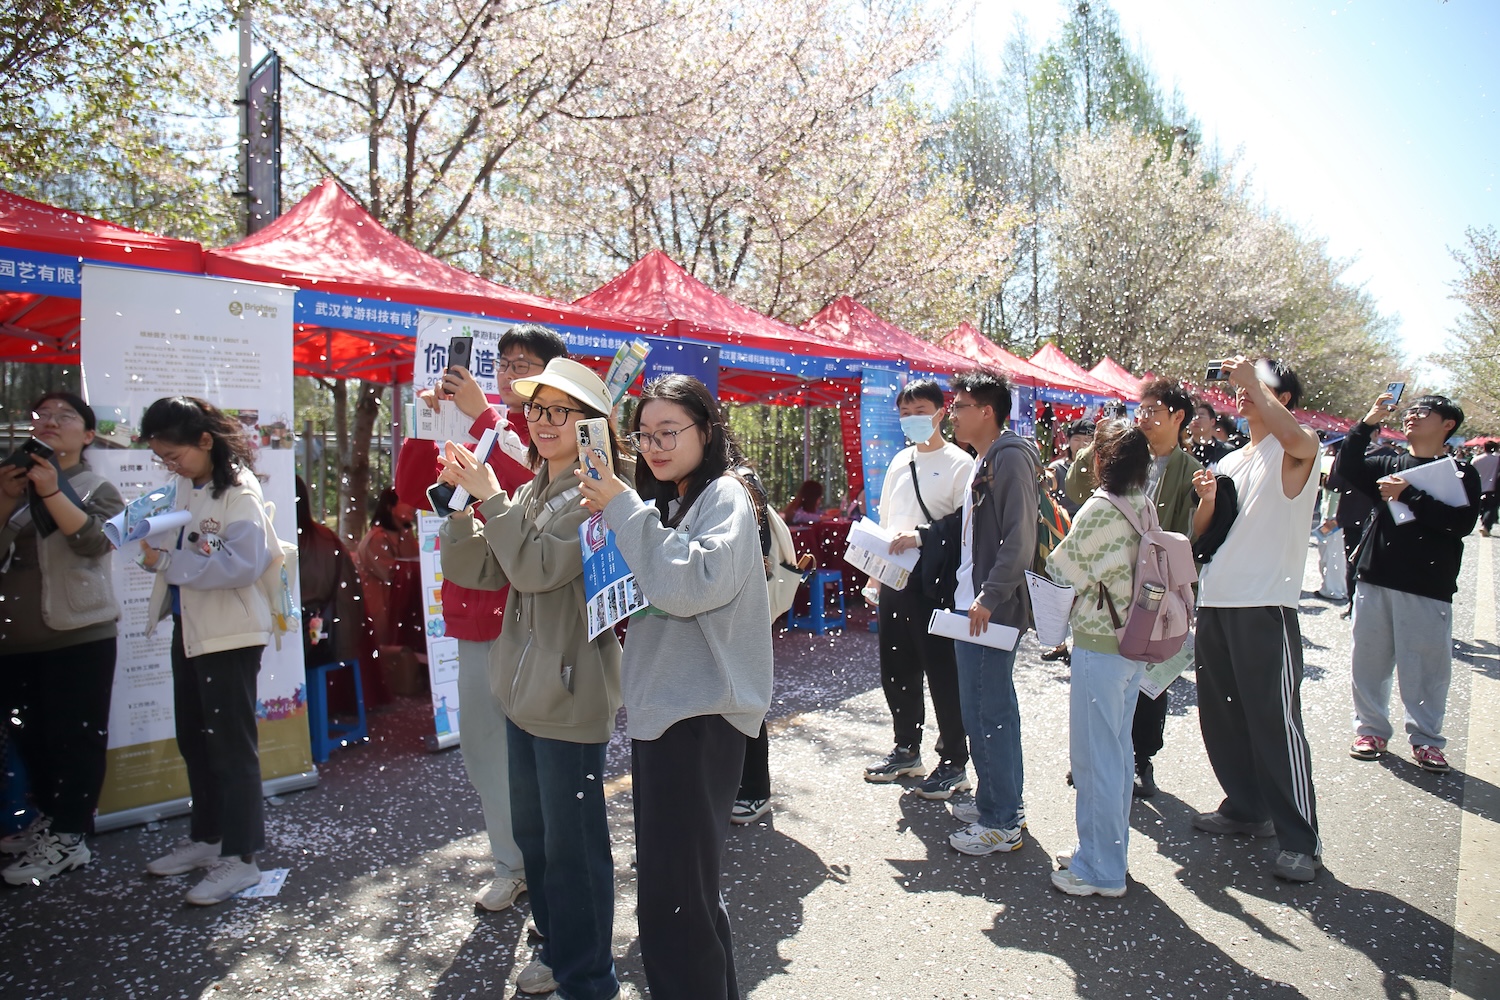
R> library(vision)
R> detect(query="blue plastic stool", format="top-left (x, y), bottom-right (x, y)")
top-left (305, 659), bottom-right (369, 764)
top-left (787, 569), bottom-right (846, 634)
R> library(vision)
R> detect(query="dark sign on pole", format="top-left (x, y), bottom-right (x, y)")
top-left (246, 52), bottom-right (282, 235)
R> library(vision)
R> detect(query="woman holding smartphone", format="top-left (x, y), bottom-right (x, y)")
top-left (136, 396), bottom-right (281, 906)
top-left (577, 375), bottom-right (773, 1000)
top-left (0, 393), bottom-right (124, 885)
top-left (438, 358), bottom-right (625, 1000)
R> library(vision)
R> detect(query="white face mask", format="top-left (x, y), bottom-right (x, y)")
top-left (900, 413), bottom-right (938, 444)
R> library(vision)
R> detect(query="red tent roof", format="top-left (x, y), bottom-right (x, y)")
top-left (206, 179), bottom-right (641, 380)
top-left (1088, 356), bottom-right (1144, 401)
top-left (575, 251), bottom-right (889, 405)
top-left (1029, 344), bottom-right (1121, 398)
top-left (1, 189), bottom-right (206, 363)
top-left (937, 323), bottom-right (1071, 390)
top-left (801, 297), bottom-right (973, 375)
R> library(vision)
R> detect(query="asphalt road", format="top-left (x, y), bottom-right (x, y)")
top-left (1, 538), bottom-right (1496, 999)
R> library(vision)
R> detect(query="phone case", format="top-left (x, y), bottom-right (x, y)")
top-left (576, 418), bottom-right (611, 479)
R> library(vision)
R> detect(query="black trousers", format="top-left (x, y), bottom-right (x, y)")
top-left (633, 715), bottom-right (746, 1000)
top-left (2, 637), bottom-right (117, 834)
top-left (1131, 687), bottom-right (1169, 764)
top-left (878, 582), bottom-right (968, 766)
top-left (1481, 491), bottom-right (1499, 531)
top-left (1195, 607), bottom-right (1321, 856)
top-left (737, 721), bottom-right (770, 801)
top-left (171, 620), bottom-right (265, 857)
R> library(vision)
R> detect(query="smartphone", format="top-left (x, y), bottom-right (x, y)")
top-left (0, 437), bottom-right (55, 471)
top-left (426, 480), bottom-right (480, 516)
top-left (447, 334), bottom-right (473, 375)
top-left (576, 418), bottom-right (611, 480)
top-left (1205, 360), bottom-right (1228, 382)
top-left (1385, 381), bottom-right (1405, 410)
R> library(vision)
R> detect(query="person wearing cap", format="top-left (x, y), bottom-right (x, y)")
top-left (438, 357), bottom-right (628, 1000)
top-left (0, 392), bottom-right (124, 885)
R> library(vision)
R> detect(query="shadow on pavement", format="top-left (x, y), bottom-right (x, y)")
top-left (1132, 789), bottom-right (1499, 999)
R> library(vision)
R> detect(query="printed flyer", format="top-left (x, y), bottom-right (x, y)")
top-left (578, 513), bottom-right (649, 640)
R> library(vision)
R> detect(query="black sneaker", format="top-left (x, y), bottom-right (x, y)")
top-left (916, 762), bottom-right (972, 800)
top-left (1133, 759), bottom-right (1158, 798)
top-left (864, 746), bottom-right (924, 783)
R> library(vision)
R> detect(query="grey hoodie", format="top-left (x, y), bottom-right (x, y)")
top-left (969, 431), bottom-right (1040, 630)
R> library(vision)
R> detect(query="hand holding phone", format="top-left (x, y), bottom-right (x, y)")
top-left (0, 437), bottom-right (55, 472)
top-left (447, 335), bottom-right (474, 376)
top-left (1385, 382), bottom-right (1405, 411)
top-left (1205, 360), bottom-right (1228, 382)
top-left (576, 418), bottom-right (611, 481)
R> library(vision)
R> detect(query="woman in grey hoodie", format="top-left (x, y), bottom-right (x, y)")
top-left (578, 375), bottom-right (772, 1000)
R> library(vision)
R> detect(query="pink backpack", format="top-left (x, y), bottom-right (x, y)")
top-left (1094, 491), bottom-right (1198, 664)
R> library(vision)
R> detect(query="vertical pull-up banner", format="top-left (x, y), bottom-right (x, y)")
top-left (859, 367), bottom-right (907, 524)
top-left (79, 265), bottom-right (312, 830)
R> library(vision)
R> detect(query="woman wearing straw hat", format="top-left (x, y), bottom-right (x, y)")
top-left (438, 358), bottom-right (628, 1000)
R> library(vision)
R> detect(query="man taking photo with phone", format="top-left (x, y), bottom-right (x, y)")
top-left (1335, 391), bottom-right (1480, 773)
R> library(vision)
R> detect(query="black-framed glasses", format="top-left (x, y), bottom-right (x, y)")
top-left (948, 401), bottom-right (983, 413)
top-left (523, 401), bottom-right (588, 425)
top-left (628, 424), bottom-right (702, 452)
top-left (1403, 406), bottom-right (1434, 420)
top-left (496, 356), bottom-right (537, 375)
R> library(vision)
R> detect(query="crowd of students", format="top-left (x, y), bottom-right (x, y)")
top-left (0, 336), bottom-right (1488, 997)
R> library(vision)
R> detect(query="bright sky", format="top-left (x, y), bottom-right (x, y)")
top-left (942, 0), bottom-right (1499, 383)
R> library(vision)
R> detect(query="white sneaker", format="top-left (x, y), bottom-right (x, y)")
top-left (185, 857), bottom-right (261, 905)
top-left (3, 832), bottom-right (91, 885)
top-left (0, 814), bottom-right (50, 855)
top-left (949, 822), bottom-right (1023, 856)
top-left (1050, 868), bottom-right (1126, 897)
top-left (516, 957), bottom-right (558, 995)
top-left (729, 798), bottom-right (772, 825)
top-left (949, 800), bottom-right (979, 824)
top-left (147, 838), bottom-right (222, 876)
top-left (476, 875), bottom-right (526, 912)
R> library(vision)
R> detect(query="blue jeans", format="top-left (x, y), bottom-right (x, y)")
top-left (953, 640), bottom-right (1024, 830)
top-left (1068, 647), bottom-right (1145, 891)
top-left (506, 719), bottom-right (617, 1000)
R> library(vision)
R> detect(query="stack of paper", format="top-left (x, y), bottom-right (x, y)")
top-left (1025, 571), bottom-right (1075, 648)
top-left (926, 609), bottom-right (1020, 650)
top-left (843, 517), bottom-right (919, 590)
top-left (1386, 456), bottom-right (1470, 524)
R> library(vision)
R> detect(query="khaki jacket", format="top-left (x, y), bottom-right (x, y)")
top-left (440, 461), bottom-right (624, 744)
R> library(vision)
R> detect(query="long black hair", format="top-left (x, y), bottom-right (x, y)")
top-left (138, 396), bottom-right (256, 499)
top-left (632, 375), bottom-right (756, 528)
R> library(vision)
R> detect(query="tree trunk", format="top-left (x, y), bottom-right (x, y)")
top-left (340, 379), bottom-right (385, 546)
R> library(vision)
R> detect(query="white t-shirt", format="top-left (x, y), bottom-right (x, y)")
top-left (878, 443), bottom-right (974, 533)
top-left (1199, 432), bottom-right (1321, 609)
top-left (953, 462), bottom-right (981, 610)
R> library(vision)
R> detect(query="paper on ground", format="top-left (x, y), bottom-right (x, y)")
top-left (103, 482), bottom-right (176, 549)
top-left (1387, 456), bottom-right (1471, 524)
top-left (1025, 571), bottom-right (1075, 648)
top-left (126, 509), bottom-right (192, 543)
top-left (1139, 635), bottom-right (1194, 700)
top-left (236, 868), bottom-right (290, 899)
top-left (927, 609), bottom-right (1019, 651)
top-left (844, 517), bottom-right (918, 590)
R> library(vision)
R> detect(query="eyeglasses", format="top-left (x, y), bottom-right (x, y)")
top-left (523, 401), bottom-right (589, 426)
top-left (1403, 406), bottom-right (1434, 420)
top-left (948, 402), bottom-right (984, 413)
top-left (32, 408), bottom-right (83, 426)
top-left (496, 356), bottom-right (538, 375)
top-left (628, 425), bottom-right (702, 452)
top-left (1135, 405), bottom-right (1168, 420)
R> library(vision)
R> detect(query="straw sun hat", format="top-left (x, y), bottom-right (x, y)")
top-left (511, 358), bottom-right (611, 416)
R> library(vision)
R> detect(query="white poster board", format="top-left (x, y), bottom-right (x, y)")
top-left (80, 264), bottom-right (313, 828)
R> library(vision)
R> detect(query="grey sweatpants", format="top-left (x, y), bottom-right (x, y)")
top-left (1350, 581), bottom-right (1453, 749)
top-left (1196, 606), bottom-right (1321, 857)
top-left (456, 638), bottom-right (524, 878)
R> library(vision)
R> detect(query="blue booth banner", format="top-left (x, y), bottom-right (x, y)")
top-left (859, 367), bottom-right (908, 524)
top-left (643, 338), bottom-right (721, 395)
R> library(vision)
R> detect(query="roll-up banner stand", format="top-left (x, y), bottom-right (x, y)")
top-left (79, 264), bottom-right (314, 832)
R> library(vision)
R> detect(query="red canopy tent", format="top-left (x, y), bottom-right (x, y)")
top-left (0, 189), bottom-right (206, 364)
top-left (574, 250), bottom-right (891, 406)
top-left (936, 323), bottom-right (1048, 388)
top-left (1029, 343), bottom-right (1122, 399)
top-left (1088, 356), bottom-right (1144, 401)
top-left (205, 179), bottom-right (645, 382)
top-left (801, 296), bottom-right (975, 377)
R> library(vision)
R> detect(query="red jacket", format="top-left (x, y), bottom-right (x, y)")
top-left (394, 405), bottom-right (533, 642)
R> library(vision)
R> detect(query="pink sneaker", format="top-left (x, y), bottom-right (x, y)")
top-left (1349, 735), bottom-right (1387, 760)
top-left (1413, 744), bottom-right (1450, 772)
